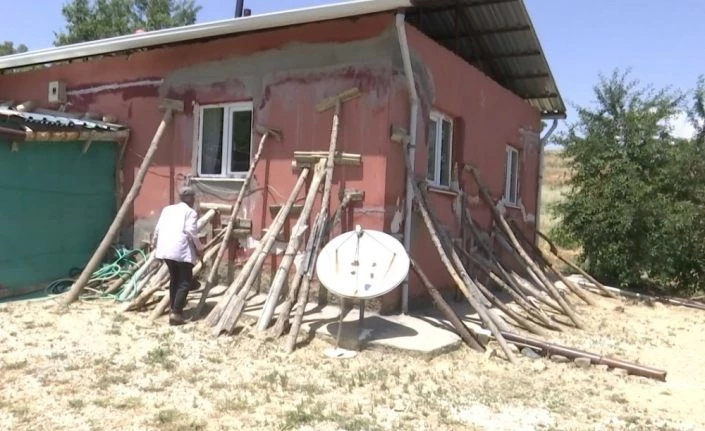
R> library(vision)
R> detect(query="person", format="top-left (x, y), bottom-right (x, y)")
top-left (151, 186), bottom-right (204, 326)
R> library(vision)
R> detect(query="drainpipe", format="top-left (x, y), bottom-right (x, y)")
top-left (396, 12), bottom-right (418, 315)
top-left (534, 118), bottom-right (559, 245)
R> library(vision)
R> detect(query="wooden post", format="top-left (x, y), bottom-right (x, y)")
top-left (410, 259), bottom-right (485, 352)
top-left (508, 219), bottom-right (595, 306)
top-left (407, 157), bottom-right (516, 363)
top-left (205, 167), bottom-right (310, 328)
top-left (537, 230), bottom-right (618, 299)
top-left (194, 130), bottom-right (273, 317)
top-left (257, 159), bottom-right (327, 331)
top-left (60, 99), bottom-right (184, 307)
top-left (467, 165), bottom-right (584, 329)
top-left (317, 99), bottom-right (342, 308)
top-left (284, 192), bottom-right (356, 352)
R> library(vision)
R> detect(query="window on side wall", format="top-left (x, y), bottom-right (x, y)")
top-left (197, 102), bottom-right (253, 178)
top-left (427, 111), bottom-right (453, 187)
top-left (504, 145), bottom-right (520, 206)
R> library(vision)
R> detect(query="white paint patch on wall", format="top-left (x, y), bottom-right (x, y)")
top-left (67, 78), bottom-right (163, 96)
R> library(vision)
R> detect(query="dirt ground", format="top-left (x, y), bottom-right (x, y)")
top-left (1, 292), bottom-right (704, 431)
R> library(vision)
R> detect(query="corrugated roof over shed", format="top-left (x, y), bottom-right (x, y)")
top-left (408, 0), bottom-right (565, 117)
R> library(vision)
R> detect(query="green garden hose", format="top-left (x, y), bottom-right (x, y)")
top-left (46, 245), bottom-right (147, 300)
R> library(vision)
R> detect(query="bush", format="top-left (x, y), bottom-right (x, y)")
top-left (551, 70), bottom-right (705, 295)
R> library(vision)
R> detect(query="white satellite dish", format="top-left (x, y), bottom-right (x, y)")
top-left (316, 225), bottom-right (410, 300)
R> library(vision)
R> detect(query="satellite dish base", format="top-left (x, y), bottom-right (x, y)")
top-left (324, 347), bottom-right (358, 359)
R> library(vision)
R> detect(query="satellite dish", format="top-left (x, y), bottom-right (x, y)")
top-left (316, 225), bottom-right (410, 300)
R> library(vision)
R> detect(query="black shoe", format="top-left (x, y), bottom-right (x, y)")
top-left (169, 312), bottom-right (186, 326)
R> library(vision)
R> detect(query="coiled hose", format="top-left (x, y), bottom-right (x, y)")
top-left (46, 246), bottom-right (147, 300)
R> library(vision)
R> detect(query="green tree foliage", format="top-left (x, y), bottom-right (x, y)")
top-left (552, 70), bottom-right (705, 294)
top-left (54, 0), bottom-right (201, 46)
top-left (0, 41), bottom-right (28, 56)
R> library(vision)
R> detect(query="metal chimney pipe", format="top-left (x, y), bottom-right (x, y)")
top-left (235, 0), bottom-right (244, 17)
top-left (243, 8), bottom-right (251, 16)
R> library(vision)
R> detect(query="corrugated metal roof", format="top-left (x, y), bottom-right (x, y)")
top-left (0, 0), bottom-right (565, 118)
top-left (409, 0), bottom-right (566, 117)
top-left (0, 105), bottom-right (126, 132)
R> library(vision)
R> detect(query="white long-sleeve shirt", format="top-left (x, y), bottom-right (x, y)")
top-left (153, 202), bottom-right (203, 265)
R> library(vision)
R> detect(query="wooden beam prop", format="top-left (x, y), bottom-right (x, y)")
top-left (407, 159), bottom-right (516, 363)
top-left (537, 230), bottom-right (618, 299)
top-left (285, 190), bottom-right (361, 353)
top-left (208, 167), bottom-right (312, 335)
top-left (410, 258), bottom-right (485, 352)
top-left (60, 98), bottom-right (184, 307)
top-left (507, 218), bottom-right (595, 306)
top-left (193, 125), bottom-right (281, 318)
top-left (466, 165), bottom-right (585, 329)
top-left (256, 159), bottom-right (327, 331)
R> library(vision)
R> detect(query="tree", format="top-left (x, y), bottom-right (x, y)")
top-left (551, 69), bottom-right (705, 294)
top-left (0, 41), bottom-right (28, 56)
top-left (54, 0), bottom-right (201, 46)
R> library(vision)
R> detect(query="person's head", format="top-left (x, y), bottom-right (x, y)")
top-left (179, 186), bottom-right (196, 208)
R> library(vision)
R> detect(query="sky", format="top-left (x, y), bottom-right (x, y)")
top-left (1, 0), bottom-right (704, 137)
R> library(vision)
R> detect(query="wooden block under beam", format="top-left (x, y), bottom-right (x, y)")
top-left (269, 204), bottom-right (303, 218)
top-left (340, 188), bottom-right (365, 202)
top-left (292, 151), bottom-right (362, 169)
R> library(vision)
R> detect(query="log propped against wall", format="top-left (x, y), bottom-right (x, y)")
top-left (406, 158), bottom-right (606, 362)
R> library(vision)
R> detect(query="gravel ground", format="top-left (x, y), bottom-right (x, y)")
top-left (1, 292), bottom-right (704, 431)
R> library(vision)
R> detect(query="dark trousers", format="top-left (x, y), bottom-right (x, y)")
top-left (164, 259), bottom-right (194, 314)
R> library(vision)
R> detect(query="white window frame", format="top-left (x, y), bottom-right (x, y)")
top-left (196, 101), bottom-right (254, 179)
top-left (504, 145), bottom-right (520, 206)
top-left (427, 111), bottom-right (453, 187)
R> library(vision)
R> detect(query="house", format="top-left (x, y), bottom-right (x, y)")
top-left (0, 0), bottom-right (565, 311)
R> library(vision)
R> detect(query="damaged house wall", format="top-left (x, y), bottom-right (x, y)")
top-left (0, 13), bottom-right (545, 312)
top-left (382, 23), bottom-right (543, 309)
top-left (0, 14), bottom-right (400, 256)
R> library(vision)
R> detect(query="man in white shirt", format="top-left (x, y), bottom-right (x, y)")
top-left (151, 186), bottom-right (204, 325)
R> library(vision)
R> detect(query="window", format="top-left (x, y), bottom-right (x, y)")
top-left (427, 111), bottom-right (453, 187)
top-left (197, 102), bottom-right (253, 178)
top-left (504, 146), bottom-right (520, 205)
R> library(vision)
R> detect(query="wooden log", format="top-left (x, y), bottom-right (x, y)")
top-left (209, 167), bottom-right (311, 333)
top-left (119, 210), bottom-right (216, 301)
top-left (537, 230), bottom-right (618, 299)
top-left (408, 165), bottom-right (516, 363)
top-left (284, 192), bottom-right (356, 351)
top-left (104, 250), bottom-right (146, 294)
top-left (492, 234), bottom-right (567, 313)
top-left (455, 244), bottom-right (559, 330)
top-left (271, 192), bottom-right (352, 337)
top-left (467, 166), bottom-right (584, 329)
top-left (508, 219), bottom-right (595, 306)
top-left (271, 211), bottom-right (326, 338)
top-left (122, 231), bottom-right (224, 313)
top-left (60, 100), bottom-right (183, 307)
top-left (256, 159), bottom-right (328, 331)
top-left (194, 130), bottom-right (273, 318)
top-left (472, 278), bottom-right (547, 336)
top-left (410, 259), bottom-right (485, 352)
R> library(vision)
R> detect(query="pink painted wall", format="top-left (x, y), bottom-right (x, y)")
top-left (0, 14), bottom-right (544, 313)
top-left (0, 14), bottom-right (399, 250)
top-left (382, 24), bottom-right (542, 310)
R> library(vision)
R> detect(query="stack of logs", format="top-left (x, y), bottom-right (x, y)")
top-left (205, 88), bottom-right (363, 354)
top-left (403, 144), bottom-right (619, 364)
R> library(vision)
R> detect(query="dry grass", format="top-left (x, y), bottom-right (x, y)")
top-left (540, 150), bottom-right (581, 264)
top-left (1, 295), bottom-right (705, 430)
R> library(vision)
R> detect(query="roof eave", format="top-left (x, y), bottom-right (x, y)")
top-left (0, 0), bottom-right (412, 71)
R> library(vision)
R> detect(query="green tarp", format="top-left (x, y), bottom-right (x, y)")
top-left (0, 140), bottom-right (116, 298)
